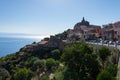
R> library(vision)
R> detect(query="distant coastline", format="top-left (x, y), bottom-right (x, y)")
top-left (0, 32), bottom-right (49, 39)
top-left (0, 33), bottom-right (50, 57)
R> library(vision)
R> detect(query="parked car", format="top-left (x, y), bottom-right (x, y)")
top-left (116, 41), bottom-right (120, 45)
top-left (100, 40), bottom-right (104, 44)
top-left (109, 41), bottom-right (115, 45)
top-left (103, 40), bottom-right (109, 44)
top-left (89, 40), bottom-right (96, 43)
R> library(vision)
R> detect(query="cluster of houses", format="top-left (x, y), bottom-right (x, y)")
top-left (39, 17), bottom-right (120, 49)
top-left (66, 17), bottom-right (120, 41)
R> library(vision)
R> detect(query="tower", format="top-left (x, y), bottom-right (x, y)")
top-left (81, 17), bottom-right (89, 26)
top-left (82, 17), bottom-right (85, 23)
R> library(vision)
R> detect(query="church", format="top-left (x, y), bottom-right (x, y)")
top-left (66, 17), bottom-right (101, 41)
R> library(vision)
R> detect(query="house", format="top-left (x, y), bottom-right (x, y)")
top-left (102, 22), bottom-right (120, 41)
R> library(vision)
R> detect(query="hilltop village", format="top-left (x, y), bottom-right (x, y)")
top-left (34, 17), bottom-right (120, 48)
top-left (21, 17), bottom-right (120, 54)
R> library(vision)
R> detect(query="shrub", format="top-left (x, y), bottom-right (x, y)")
top-left (51, 49), bottom-right (61, 60)
top-left (14, 68), bottom-right (33, 80)
top-left (97, 71), bottom-right (112, 80)
top-left (24, 56), bottom-right (39, 67)
top-left (46, 58), bottom-right (58, 70)
top-left (98, 46), bottom-right (111, 69)
top-left (41, 75), bottom-right (49, 80)
top-left (0, 68), bottom-right (11, 80)
top-left (106, 64), bottom-right (117, 77)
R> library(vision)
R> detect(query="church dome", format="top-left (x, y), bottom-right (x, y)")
top-left (74, 17), bottom-right (90, 30)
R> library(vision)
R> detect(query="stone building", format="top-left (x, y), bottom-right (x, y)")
top-left (102, 22), bottom-right (120, 41)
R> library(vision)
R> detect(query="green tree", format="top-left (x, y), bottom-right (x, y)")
top-left (0, 58), bottom-right (4, 65)
top-left (34, 59), bottom-right (46, 68)
top-left (46, 58), bottom-right (59, 70)
top-left (14, 68), bottom-right (32, 80)
top-left (41, 75), bottom-right (49, 80)
top-left (61, 42), bottom-right (100, 80)
top-left (0, 68), bottom-right (11, 80)
top-left (51, 49), bottom-right (61, 60)
top-left (98, 46), bottom-right (111, 69)
top-left (24, 56), bottom-right (39, 67)
top-left (97, 71), bottom-right (112, 80)
top-left (106, 64), bottom-right (117, 77)
top-left (54, 64), bottom-right (66, 80)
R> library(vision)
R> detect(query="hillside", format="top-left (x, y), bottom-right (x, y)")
top-left (0, 35), bottom-right (119, 80)
top-left (0, 19), bottom-right (120, 80)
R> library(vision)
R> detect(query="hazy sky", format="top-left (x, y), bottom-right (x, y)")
top-left (0, 0), bottom-right (120, 35)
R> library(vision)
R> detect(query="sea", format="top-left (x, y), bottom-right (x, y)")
top-left (0, 36), bottom-right (42, 57)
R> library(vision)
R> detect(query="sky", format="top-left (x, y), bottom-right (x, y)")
top-left (0, 0), bottom-right (120, 36)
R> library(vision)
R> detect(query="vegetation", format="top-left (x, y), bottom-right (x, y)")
top-left (97, 71), bottom-right (113, 80)
top-left (106, 64), bottom-right (117, 77)
top-left (0, 41), bottom-right (118, 80)
top-left (51, 49), bottom-right (61, 60)
top-left (0, 68), bottom-right (11, 80)
top-left (61, 42), bottom-right (100, 80)
top-left (14, 68), bottom-right (32, 80)
top-left (98, 46), bottom-right (111, 70)
top-left (46, 58), bottom-right (59, 71)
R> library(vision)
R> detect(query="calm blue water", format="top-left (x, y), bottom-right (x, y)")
top-left (0, 37), bottom-right (40, 57)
